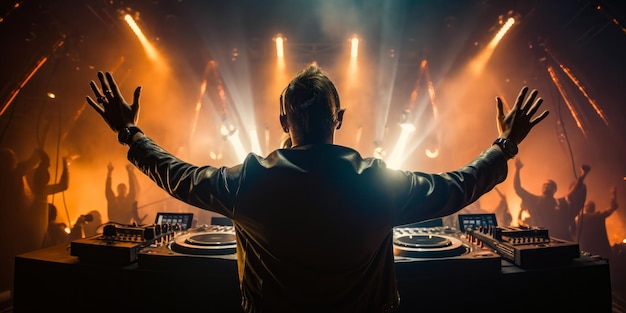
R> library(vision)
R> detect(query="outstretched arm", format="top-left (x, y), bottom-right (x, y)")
top-left (126, 163), bottom-right (138, 200)
top-left (105, 162), bottom-right (114, 200)
top-left (395, 86), bottom-right (550, 222)
top-left (568, 164), bottom-right (591, 196)
top-left (512, 157), bottom-right (533, 200)
top-left (494, 187), bottom-right (512, 226)
top-left (44, 157), bottom-right (69, 195)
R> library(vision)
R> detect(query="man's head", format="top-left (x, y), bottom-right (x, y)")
top-left (117, 183), bottom-right (128, 197)
top-left (584, 201), bottom-right (596, 213)
top-left (541, 179), bottom-right (557, 197)
top-left (279, 64), bottom-right (345, 146)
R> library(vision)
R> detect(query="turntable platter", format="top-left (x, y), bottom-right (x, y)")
top-left (170, 231), bottom-right (237, 255)
top-left (393, 233), bottom-right (469, 258)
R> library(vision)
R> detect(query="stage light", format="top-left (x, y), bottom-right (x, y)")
top-left (124, 14), bottom-right (158, 61)
top-left (491, 17), bottom-right (515, 48)
top-left (231, 48), bottom-right (239, 61)
top-left (350, 35), bottom-right (359, 59)
top-left (274, 34), bottom-right (285, 58)
top-left (210, 151), bottom-right (223, 160)
top-left (47, 92), bottom-right (56, 99)
top-left (425, 148), bottom-right (439, 159)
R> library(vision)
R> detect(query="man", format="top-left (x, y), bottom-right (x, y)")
top-left (105, 162), bottom-right (144, 224)
top-left (576, 186), bottom-right (619, 258)
top-left (86, 65), bottom-right (548, 312)
top-left (514, 158), bottom-right (590, 241)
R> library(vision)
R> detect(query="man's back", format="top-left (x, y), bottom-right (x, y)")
top-left (130, 139), bottom-right (507, 312)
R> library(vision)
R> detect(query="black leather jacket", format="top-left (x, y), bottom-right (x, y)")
top-left (128, 136), bottom-right (508, 312)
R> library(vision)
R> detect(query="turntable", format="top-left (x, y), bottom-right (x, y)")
top-left (138, 224), bottom-right (237, 270)
top-left (392, 225), bottom-right (501, 277)
top-left (169, 225), bottom-right (237, 255)
top-left (139, 219), bottom-right (501, 278)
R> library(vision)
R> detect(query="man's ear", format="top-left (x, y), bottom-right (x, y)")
top-left (280, 114), bottom-right (289, 133)
top-left (335, 109), bottom-right (346, 130)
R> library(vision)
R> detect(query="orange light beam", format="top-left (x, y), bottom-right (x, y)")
top-left (0, 37), bottom-right (65, 117)
top-left (559, 64), bottom-right (609, 125)
top-left (547, 65), bottom-right (587, 137)
top-left (469, 17), bottom-right (515, 76)
top-left (545, 47), bottom-right (609, 126)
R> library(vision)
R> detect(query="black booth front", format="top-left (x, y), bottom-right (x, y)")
top-left (14, 220), bottom-right (612, 313)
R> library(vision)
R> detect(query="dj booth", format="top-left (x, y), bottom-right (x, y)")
top-left (14, 214), bottom-right (613, 312)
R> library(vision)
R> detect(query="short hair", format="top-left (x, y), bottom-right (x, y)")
top-left (281, 64), bottom-right (341, 142)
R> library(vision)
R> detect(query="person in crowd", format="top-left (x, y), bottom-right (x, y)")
top-left (494, 187), bottom-right (512, 227)
top-left (26, 149), bottom-right (69, 252)
top-left (42, 203), bottom-right (85, 247)
top-left (576, 186), bottom-right (619, 258)
top-left (105, 162), bottom-right (141, 224)
top-left (514, 159), bottom-right (589, 241)
top-left (82, 210), bottom-right (103, 237)
top-left (0, 147), bottom-right (40, 303)
top-left (86, 65), bottom-right (548, 312)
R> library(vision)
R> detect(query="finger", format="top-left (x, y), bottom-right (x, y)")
top-left (522, 89), bottom-right (539, 111)
top-left (98, 72), bottom-right (113, 97)
top-left (514, 86), bottom-right (529, 109)
top-left (86, 96), bottom-right (104, 116)
top-left (496, 97), bottom-right (505, 121)
top-left (132, 86), bottom-right (142, 121)
top-left (89, 81), bottom-right (104, 98)
top-left (132, 86), bottom-right (142, 107)
top-left (105, 72), bottom-right (123, 100)
top-left (530, 110), bottom-right (550, 127)
top-left (526, 97), bottom-right (543, 117)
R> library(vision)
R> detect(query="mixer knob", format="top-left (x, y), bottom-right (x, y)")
top-left (103, 224), bottom-right (117, 237)
top-left (144, 226), bottom-right (156, 240)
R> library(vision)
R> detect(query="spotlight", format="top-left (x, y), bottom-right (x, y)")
top-left (350, 35), bottom-right (360, 59)
top-left (274, 33), bottom-right (285, 58)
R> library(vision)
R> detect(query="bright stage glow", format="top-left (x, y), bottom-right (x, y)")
top-left (275, 34), bottom-right (285, 58)
top-left (47, 92), bottom-right (56, 99)
top-left (221, 125), bottom-right (247, 162)
top-left (249, 129), bottom-right (262, 156)
top-left (469, 16), bottom-right (515, 76)
top-left (386, 122), bottom-right (416, 169)
top-left (425, 148), bottom-right (439, 159)
top-left (124, 14), bottom-right (158, 61)
top-left (351, 36), bottom-right (359, 59)
top-left (210, 151), bottom-right (223, 160)
top-left (373, 146), bottom-right (385, 160)
top-left (490, 17), bottom-right (515, 49)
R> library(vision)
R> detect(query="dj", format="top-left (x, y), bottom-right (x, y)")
top-left (86, 64), bottom-right (548, 313)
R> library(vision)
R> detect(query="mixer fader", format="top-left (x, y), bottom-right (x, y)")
top-left (467, 225), bottom-right (580, 268)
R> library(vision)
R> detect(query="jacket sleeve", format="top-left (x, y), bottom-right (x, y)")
top-left (391, 147), bottom-right (508, 225)
top-left (127, 136), bottom-right (237, 218)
